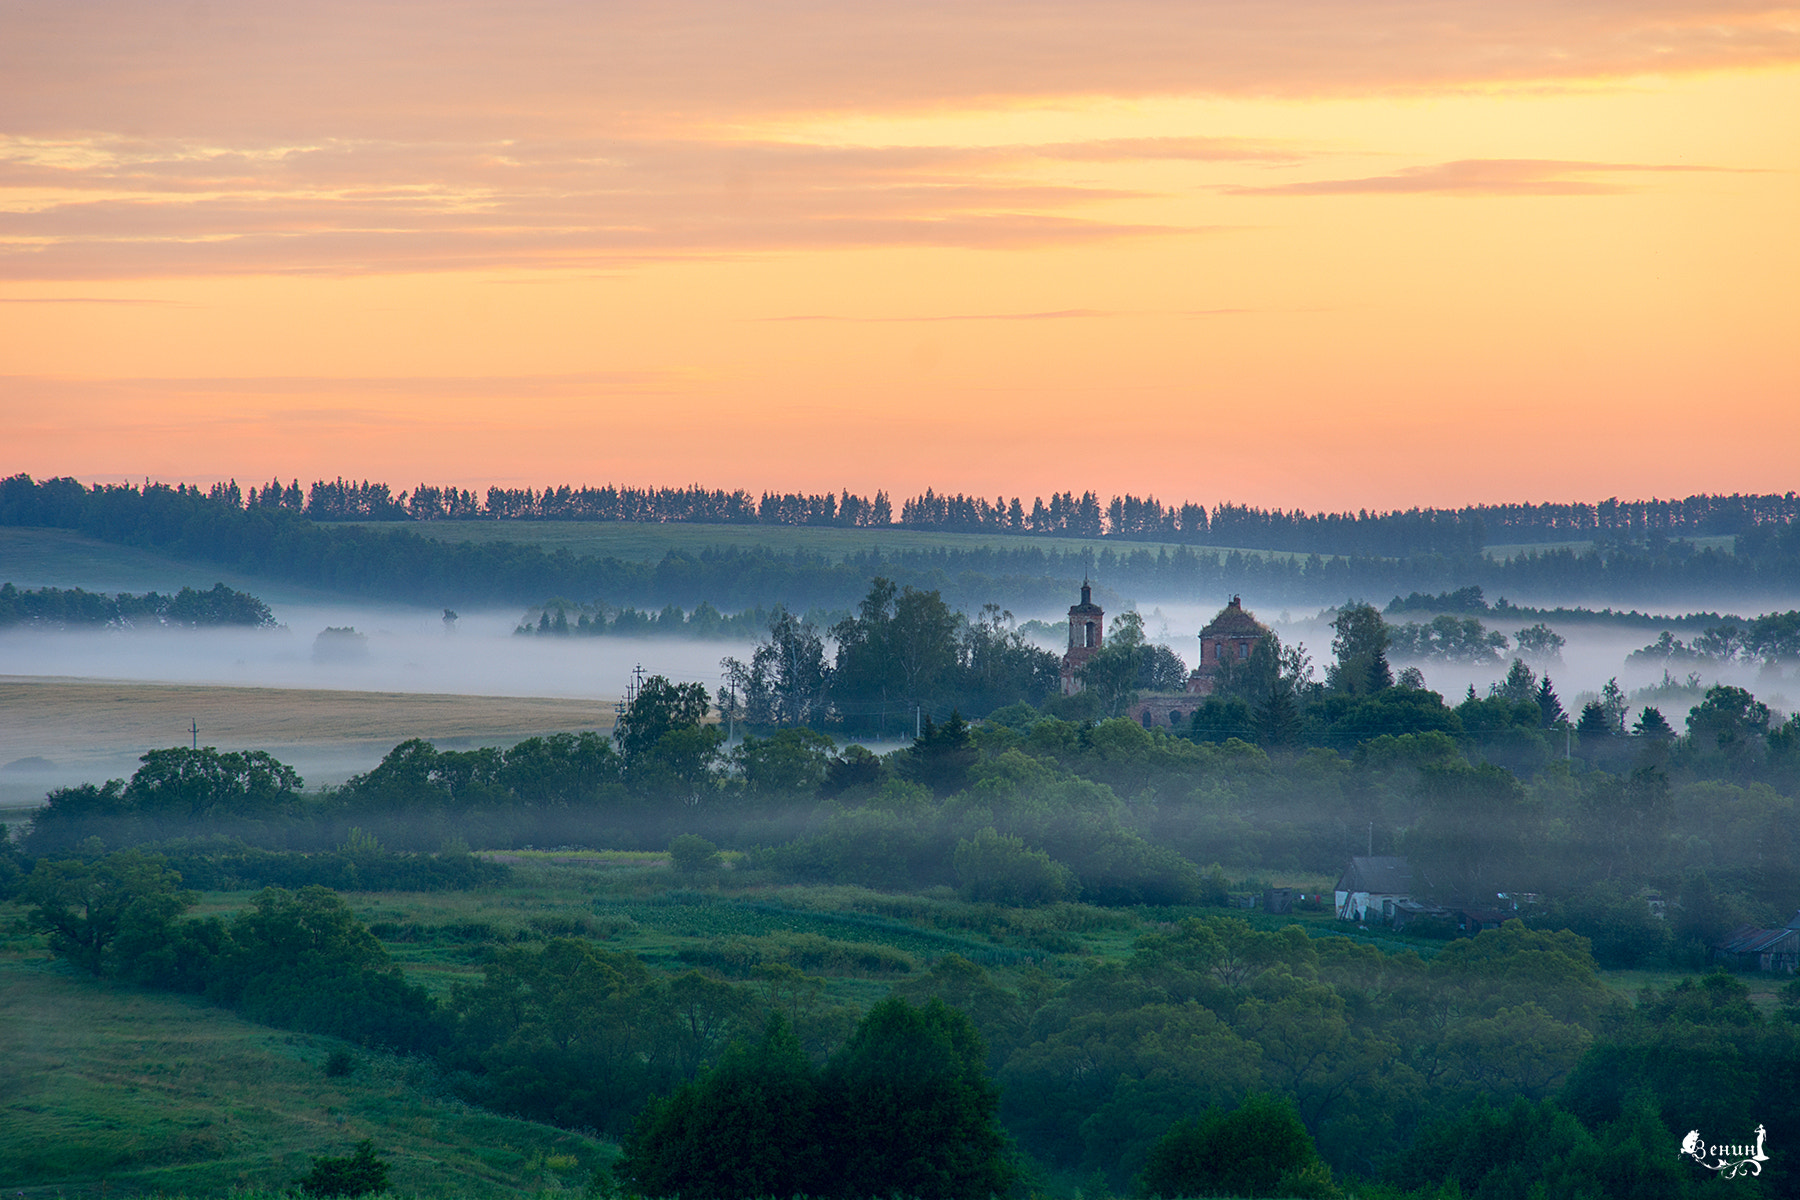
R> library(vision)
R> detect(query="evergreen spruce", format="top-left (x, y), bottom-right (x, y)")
top-left (1536, 674), bottom-right (1566, 727)
top-left (1254, 685), bottom-right (1301, 749)
top-left (1634, 705), bottom-right (1675, 740)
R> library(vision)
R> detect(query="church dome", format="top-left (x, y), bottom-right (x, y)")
top-left (1198, 595), bottom-right (1266, 638)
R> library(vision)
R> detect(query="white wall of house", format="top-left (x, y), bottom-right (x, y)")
top-left (1336, 890), bottom-right (1407, 921)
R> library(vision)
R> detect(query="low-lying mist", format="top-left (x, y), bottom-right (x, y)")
top-left (0, 602), bottom-right (752, 806)
top-left (1045, 594), bottom-right (1797, 721)
top-left (0, 602), bottom-right (749, 700)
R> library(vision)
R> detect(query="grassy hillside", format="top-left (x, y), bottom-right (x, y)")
top-left (0, 949), bottom-right (610, 1198)
top-left (7, 853), bottom-right (1792, 1198)
top-left (1482, 535), bottom-right (1737, 562)
top-left (340, 519), bottom-right (1315, 566)
top-left (0, 527), bottom-right (351, 608)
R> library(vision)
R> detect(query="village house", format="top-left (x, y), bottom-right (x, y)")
top-left (1334, 856), bottom-right (1414, 923)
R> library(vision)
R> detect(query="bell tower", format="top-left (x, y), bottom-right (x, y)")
top-left (1059, 579), bottom-right (1106, 694)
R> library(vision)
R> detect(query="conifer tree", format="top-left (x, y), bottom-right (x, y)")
top-left (1634, 705), bottom-right (1675, 740)
top-left (1536, 675), bottom-right (1566, 727)
top-left (1254, 685), bottom-right (1301, 749)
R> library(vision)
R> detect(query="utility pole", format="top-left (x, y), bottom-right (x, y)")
top-left (915, 704), bottom-right (922, 741)
top-left (190, 718), bottom-right (199, 750)
top-left (617, 663), bottom-right (645, 728)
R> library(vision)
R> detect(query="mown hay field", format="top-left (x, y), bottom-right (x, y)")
top-left (0, 678), bottom-right (615, 810)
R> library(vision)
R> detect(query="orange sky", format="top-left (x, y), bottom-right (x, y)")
top-left (2, 1), bottom-right (1797, 512)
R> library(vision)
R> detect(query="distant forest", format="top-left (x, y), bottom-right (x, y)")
top-left (262, 474), bottom-right (1796, 558)
top-left (0, 581), bottom-right (276, 630)
top-left (6, 474), bottom-right (1800, 610)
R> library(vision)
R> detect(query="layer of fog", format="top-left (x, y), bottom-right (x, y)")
top-left (1028, 596), bottom-right (1797, 722)
top-left (7, 587), bottom-right (1797, 813)
top-left (1, 603), bottom-right (749, 700)
top-left (0, 744), bottom-right (425, 812)
top-left (1, 601), bottom-right (753, 806)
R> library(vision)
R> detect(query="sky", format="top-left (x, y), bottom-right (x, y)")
top-left (2, 0), bottom-right (1796, 513)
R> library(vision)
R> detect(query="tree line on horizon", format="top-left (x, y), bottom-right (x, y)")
top-left (160, 473), bottom-right (1800, 557)
top-left (8, 473), bottom-right (1800, 612)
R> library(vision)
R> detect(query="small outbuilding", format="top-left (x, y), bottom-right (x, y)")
top-left (1391, 898), bottom-right (1453, 932)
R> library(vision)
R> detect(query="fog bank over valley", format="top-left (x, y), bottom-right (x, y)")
top-left (1038, 595), bottom-right (1797, 723)
top-left (7, 578), bottom-right (1797, 812)
top-left (0, 599), bottom-right (751, 806)
top-left (1, 601), bottom-right (745, 698)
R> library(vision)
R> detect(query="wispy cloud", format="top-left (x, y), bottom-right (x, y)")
top-left (758, 306), bottom-right (1256, 322)
top-left (1224, 158), bottom-right (1744, 197)
top-left (3, 2), bottom-right (1795, 139)
top-left (0, 295), bottom-right (178, 304)
top-left (0, 133), bottom-right (1236, 278)
top-left (759, 309), bottom-right (1116, 323)
top-left (0, 372), bottom-right (697, 403)
top-left (4, 1), bottom-right (1789, 282)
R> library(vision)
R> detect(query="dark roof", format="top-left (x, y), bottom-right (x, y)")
top-left (1068, 581), bottom-right (1104, 616)
top-left (1336, 856), bottom-right (1411, 895)
top-left (1200, 596), bottom-right (1266, 638)
top-left (1395, 899), bottom-right (1451, 916)
top-left (1716, 922), bottom-right (1800, 955)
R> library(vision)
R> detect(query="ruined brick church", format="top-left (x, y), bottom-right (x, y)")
top-left (1058, 582), bottom-right (1270, 728)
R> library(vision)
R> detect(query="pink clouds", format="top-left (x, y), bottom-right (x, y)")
top-left (0, 134), bottom-right (1231, 278)
top-left (1226, 158), bottom-right (1750, 196)
top-left (4, 2), bottom-right (1797, 139)
top-left (3, 3), bottom-right (1791, 279)
top-left (3, 1), bottom-right (1795, 507)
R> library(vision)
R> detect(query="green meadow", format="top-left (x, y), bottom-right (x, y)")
top-left (1481, 535), bottom-right (1737, 562)
top-left (0, 953), bottom-right (608, 1198)
top-left (8, 849), bottom-right (1795, 1198)
top-left (0, 526), bottom-right (350, 606)
top-left (0, 856), bottom-right (1405, 1198)
top-left (340, 519), bottom-right (1316, 566)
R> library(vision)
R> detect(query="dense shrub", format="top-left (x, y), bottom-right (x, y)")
top-left (668, 833), bottom-right (721, 874)
top-left (1138, 1093), bottom-right (1334, 1199)
top-left (296, 1140), bottom-right (390, 1198)
top-left (617, 999), bottom-right (1015, 1200)
top-left (953, 828), bottom-right (1078, 906)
